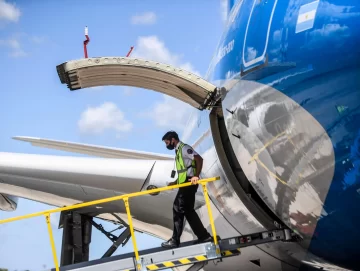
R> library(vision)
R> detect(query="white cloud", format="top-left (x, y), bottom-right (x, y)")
top-left (49, 212), bottom-right (60, 228)
top-left (310, 23), bottom-right (349, 37)
top-left (87, 86), bottom-right (104, 91)
top-left (245, 47), bottom-right (257, 62)
top-left (305, 23), bottom-right (350, 50)
top-left (131, 12), bottom-right (157, 25)
top-left (0, 0), bottom-right (21, 23)
top-left (181, 112), bottom-right (199, 143)
top-left (140, 95), bottom-right (193, 131)
top-left (273, 30), bottom-right (282, 43)
top-left (0, 38), bottom-right (26, 57)
top-left (30, 35), bottom-right (47, 44)
top-left (78, 102), bottom-right (133, 135)
top-left (132, 35), bottom-right (200, 75)
top-left (0, 33), bottom-right (48, 57)
top-left (320, 1), bottom-right (360, 20)
top-left (283, 0), bottom-right (298, 25)
top-left (122, 87), bottom-right (134, 96)
top-left (132, 35), bottom-right (199, 132)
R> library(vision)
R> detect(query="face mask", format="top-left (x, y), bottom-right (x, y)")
top-left (166, 140), bottom-right (175, 150)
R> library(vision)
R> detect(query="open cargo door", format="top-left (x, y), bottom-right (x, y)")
top-left (56, 57), bottom-right (222, 110)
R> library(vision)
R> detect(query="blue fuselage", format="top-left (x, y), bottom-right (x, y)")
top-left (188, 0), bottom-right (360, 269)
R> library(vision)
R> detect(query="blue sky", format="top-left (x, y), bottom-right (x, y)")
top-left (0, 0), bottom-right (226, 270)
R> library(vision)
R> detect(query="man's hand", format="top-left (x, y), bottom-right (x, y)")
top-left (190, 176), bottom-right (199, 185)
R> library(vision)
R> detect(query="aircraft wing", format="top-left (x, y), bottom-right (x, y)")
top-left (12, 136), bottom-right (173, 160)
top-left (0, 152), bottom-right (183, 236)
top-left (0, 152), bottom-right (203, 271)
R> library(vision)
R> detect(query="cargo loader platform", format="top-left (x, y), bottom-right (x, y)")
top-left (48, 228), bottom-right (293, 271)
top-left (0, 177), bottom-right (298, 271)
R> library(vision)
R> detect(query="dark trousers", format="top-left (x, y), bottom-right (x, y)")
top-left (172, 182), bottom-right (210, 243)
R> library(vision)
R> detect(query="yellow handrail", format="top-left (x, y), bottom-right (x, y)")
top-left (0, 176), bottom-right (220, 271)
top-left (45, 213), bottom-right (60, 269)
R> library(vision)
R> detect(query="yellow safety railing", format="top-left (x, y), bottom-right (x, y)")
top-left (0, 176), bottom-right (220, 271)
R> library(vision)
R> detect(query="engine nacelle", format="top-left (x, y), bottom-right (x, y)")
top-left (0, 193), bottom-right (18, 211)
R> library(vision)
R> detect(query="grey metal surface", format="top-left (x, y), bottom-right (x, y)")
top-left (221, 79), bottom-right (335, 244)
top-left (204, 243), bottom-right (218, 259)
top-left (46, 240), bottom-right (198, 271)
top-left (187, 106), bottom-right (307, 268)
top-left (46, 240), bottom-right (217, 271)
top-left (56, 57), bottom-right (217, 109)
top-left (62, 257), bottom-right (134, 271)
top-left (219, 229), bottom-right (292, 251)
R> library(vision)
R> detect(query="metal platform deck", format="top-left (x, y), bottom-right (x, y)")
top-left (46, 229), bottom-right (293, 271)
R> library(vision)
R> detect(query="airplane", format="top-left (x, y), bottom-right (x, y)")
top-left (1, 0), bottom-right (359, 270)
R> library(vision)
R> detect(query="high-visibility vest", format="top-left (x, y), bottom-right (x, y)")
top-left (176, 142), bottom-right (196, 184)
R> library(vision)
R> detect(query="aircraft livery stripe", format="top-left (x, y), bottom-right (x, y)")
top-left (144, 249), bottom-right (241, 270)
top-left (145, 254), bottom-right (208, 270)
top-left (221, 248), bottom-right (241, 257)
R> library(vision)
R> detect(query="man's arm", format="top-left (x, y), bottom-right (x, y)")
top-left (182, 145), bottom-right (203, 184)
top-left (193, 154), bottom-right (203, 178)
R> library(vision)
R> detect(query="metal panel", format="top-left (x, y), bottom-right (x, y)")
top-left (56, 57), bottom-right (217, 110)
top-left (221, 79), bottom-right (335, 242)
top-left (140, 242), bottom-right (214, 267)
top-left (64, 257), bottom-right (135, 271)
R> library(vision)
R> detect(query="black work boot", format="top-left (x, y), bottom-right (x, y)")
top-left (161, 238), bottom-right (179, 248)
top-left (193, 235), bottom-right (220, 245)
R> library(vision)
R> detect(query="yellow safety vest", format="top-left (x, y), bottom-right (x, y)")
top-left (176, 142), bottom-right (196, 184)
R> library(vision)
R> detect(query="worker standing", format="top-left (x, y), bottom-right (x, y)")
top-left (161, 131), bottom-right (213, 248)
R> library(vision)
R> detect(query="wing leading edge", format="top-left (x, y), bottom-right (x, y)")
top-left (13, 136), bottom-right (173, 160)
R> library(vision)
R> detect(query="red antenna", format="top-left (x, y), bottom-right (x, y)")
top-left (84, 26), bottom-right (90, 58)
top-left (126, 46), bottom-right (134, 57)
top-left (83, 26), bottom-right (132, 58)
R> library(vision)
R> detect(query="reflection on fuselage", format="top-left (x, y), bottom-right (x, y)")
top-left (221, 79), bottom-right (334, 241)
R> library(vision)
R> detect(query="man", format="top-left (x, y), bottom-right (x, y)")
top-left (161, 130), bottom-right (212, 248)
